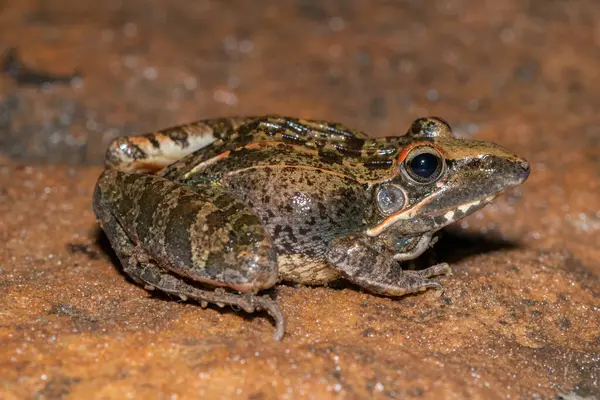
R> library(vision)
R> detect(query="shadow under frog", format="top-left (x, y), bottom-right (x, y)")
top-left (92, 115), bottom-right (530, 340)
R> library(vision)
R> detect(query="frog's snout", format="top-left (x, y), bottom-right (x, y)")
top-left (516, 158), bottom-right (530, 184)
top-left (469, 141), bottom-right (530, 188)
top-left (502, 155), bottom-right (530, 188)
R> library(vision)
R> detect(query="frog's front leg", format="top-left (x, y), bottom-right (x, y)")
top-left (326, 234), bottom-right (451, 296)
top-left (93, 169), bottom-right (285, 339)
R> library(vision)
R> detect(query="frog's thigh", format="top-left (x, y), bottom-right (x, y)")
top-left (326, 235), bottom-right (451, 296)
top-left (93, 169), bottom-right (278, 293)
top-left (93, 169), bottom-right (285, 339)
top-left (105, 117), bottom-right (255, 173)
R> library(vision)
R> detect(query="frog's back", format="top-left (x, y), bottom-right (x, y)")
top-left (154, 116), bottom-right (412, 284)
top-left (160, 115), bottom-right (405, 184)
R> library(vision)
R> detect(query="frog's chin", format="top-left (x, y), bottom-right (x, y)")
top-left (366, 194), bottom-right (497, 237)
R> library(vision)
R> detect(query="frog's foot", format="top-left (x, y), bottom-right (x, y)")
top-left (327, 235), bottom-right (452, 298)
top-left (415, 262), bottom-right (452, 278)
top-left (396, 264), bottom-right (452, 298)
top-left (132, 261), bottom-right (286, 340)
top-left (371, 269), bottom-right (448, 297)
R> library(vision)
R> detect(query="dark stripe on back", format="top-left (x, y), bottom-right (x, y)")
top-left (135, 178), bottom-right (173, 249)
top-left (146, 134), bottom-right (161, 149)
top-left (123, 141), bottom-right (147, 160)
top-left (166, 128), bottom-right (190, 147)
top-left (161, 195), bottom-right (197, 269)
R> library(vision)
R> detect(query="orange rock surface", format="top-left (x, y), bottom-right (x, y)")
top-left (1, 1), bottom-right (599, 398)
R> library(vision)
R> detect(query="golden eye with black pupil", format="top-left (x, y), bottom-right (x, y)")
top-left (403, 147), bottom-right (444, 183)
top-left (376, 184), bottom-right (406, 215)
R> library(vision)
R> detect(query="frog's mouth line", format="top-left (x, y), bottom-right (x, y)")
top-left (366, 194), bottom-right (497, 237)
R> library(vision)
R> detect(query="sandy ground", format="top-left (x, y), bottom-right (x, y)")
top-left (1, 0), bottom-right (599, 398)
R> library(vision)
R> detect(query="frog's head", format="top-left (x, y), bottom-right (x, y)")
top-left (367, 117), bottom-right (530, 237)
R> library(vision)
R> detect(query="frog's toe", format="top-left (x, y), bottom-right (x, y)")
top-left (385, 271), bottom-right (447, 297)
top-left (416, 278), bottom-right (443, 293)
top-left (219, 292), bottom-right (286, 340)
top-left (252, 295), bottom-right (286, 341)
top-left (417, 262), bottom-right (452, 278)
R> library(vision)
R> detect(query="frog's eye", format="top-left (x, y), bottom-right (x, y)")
top-left (376, 184), bottom-right (406, 215)
top-left (403, 147), bottom-right (444, 183)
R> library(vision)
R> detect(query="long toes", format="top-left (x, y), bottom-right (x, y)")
top-left (417, 262), bottom-right (452, 278)
top-left (253, 295), bottom-right (286, 341)
top-left (411, 278), bottom-right (444, 298)
top-left (416, 279), bottom-right (442, 292)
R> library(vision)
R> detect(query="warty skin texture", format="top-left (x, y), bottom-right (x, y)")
top-left (94, 115), bottom-right (530, 339)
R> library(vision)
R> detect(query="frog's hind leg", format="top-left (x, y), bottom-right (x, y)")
top-left (105, 117), bottom-right (256, 173)
top-left (127, 256), bottom-right (285, 340)
top-left (93, 168), bottom-right (285, 339)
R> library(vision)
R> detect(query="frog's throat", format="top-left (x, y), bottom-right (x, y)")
top-left (365, 194), bottom-right (497, 237)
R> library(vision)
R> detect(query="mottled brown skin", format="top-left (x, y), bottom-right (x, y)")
top-left (93, 115), bottom-right (530, 340)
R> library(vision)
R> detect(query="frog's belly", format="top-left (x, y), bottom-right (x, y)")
top-left (277, 254), bottom-right (341, 285)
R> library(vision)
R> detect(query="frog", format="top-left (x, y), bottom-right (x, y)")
top-left (93, 115), bottom-right (530, 340)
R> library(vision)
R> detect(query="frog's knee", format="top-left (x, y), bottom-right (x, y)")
top-left (180, 210), bottom-right (280, 293)
top-left (139, 184), bottom-right (279, 293)
top-left (104, 136), bottom-right (169, 173)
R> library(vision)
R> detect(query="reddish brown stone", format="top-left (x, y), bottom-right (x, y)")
top-left (1, 0), bottom-right (599, 398)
